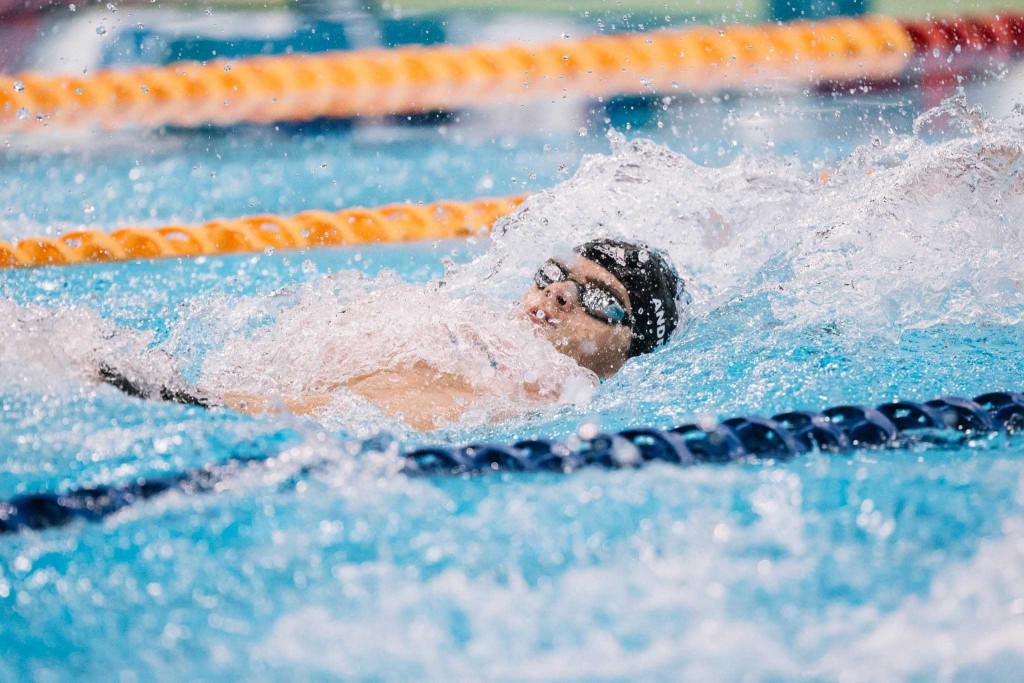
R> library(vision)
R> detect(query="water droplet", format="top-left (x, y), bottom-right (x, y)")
top-left (223, 64), bottom-right (231, 71)
top-left (140, 85), bottom-right (148, 93)
top-left (68, 2), bottom-right (75, 9)
top-left (16, 107), bottom-right (28, 120)
top-left (558, 165), bottom-right (568, 174)
top-left (301, 259), bottom-right (317, 274)
top-left (96, 25), bottom-right (107, 36)
top-left (82, 202), bottom-right (95, 214)
top-left (106, 2), bottom-right (116, 10)
top-left (12, 81), bottom-right (24, 92)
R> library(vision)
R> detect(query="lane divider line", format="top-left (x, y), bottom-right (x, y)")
top-left (0, 195), bottom-right (525, 269)
top-left (2, 391), bottom-right (1021, 533)
top-left (0, 14), bottom-right (927, 132)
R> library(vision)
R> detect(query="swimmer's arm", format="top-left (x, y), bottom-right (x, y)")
top-left (220, 392), bottom-right (334, 416)
top-left (341, 363), bottom-right (477, 431)
top-left (220, 363), bottom-right (477, 431)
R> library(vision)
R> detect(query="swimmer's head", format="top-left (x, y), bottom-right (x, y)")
top-left (521, 238), bottom-right (685, 378)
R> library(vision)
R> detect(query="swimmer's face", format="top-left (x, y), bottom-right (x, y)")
top-left (520, 254), bottom-right (633, 378)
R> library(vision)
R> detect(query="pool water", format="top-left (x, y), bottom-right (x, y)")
top-left (2, 66), bottom-right (1024, 680)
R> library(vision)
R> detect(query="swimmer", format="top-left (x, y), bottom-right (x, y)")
top-left (97, 239), bottom-right (685, 429)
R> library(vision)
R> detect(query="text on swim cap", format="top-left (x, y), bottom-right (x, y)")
top-left (654, 298), bottom-right (666, 343)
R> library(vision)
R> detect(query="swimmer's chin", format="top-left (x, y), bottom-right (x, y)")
top-left (521, 313), bottom-right (563, 348)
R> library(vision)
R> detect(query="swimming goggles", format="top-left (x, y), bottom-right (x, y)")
top-left (534, 259), bottom-right (634, 327)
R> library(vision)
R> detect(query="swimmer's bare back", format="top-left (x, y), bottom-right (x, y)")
top-left (97, 361), bottom-right (478, 431)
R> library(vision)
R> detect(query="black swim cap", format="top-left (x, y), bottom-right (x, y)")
top-left (575, 239), bottom-right (684, 357)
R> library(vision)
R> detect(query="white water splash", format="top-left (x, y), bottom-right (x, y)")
top-left (456, 98), bottom-right (1024, 339)
top-left (186, 272), bottom-right (597, 426)
top-left (0, 299), bottom-right (141, 392)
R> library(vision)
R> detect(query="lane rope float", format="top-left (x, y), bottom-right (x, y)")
top-left (3, 13), bottom-right (1020, 134)
top-left (0, 195), bottom-right (524, 269)
top-left (0, 14), bottom-right (928, 132)
top-left (2, 390), bottom-right (1021, 534)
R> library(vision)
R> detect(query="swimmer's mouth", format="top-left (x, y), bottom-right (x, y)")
top-left (527, 307), bottom-right (558, 328)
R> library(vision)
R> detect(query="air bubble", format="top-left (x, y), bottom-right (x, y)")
top-left (13, 81), bottom-right (24, 92)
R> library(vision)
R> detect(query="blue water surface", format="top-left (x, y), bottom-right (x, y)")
top-left (2, 66), bottom-right (1024, 681)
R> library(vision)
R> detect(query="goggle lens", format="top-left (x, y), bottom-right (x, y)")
top-left (533, 260), bottom-right (631, 327)
top-left (581, 288), bottom-right (628, 323)
top-left (534, 261), bottom-right (567, 288)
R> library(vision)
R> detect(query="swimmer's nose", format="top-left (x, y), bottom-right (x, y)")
top-left (545, 280), bottom-right (578, 311)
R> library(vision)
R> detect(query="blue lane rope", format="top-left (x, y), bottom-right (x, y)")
top-left (2, 391), bottom-right (1022, 534)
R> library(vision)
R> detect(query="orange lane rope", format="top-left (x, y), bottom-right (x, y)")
top-left (0, 196), bottom-right (525, 269)
top-left (0, 15), bottom-right (914, 132)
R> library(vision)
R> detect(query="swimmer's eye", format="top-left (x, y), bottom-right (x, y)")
top-left (534, 260), bottom-right (568, 288)
top-left (580, 288), bottom-right (630, 326)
